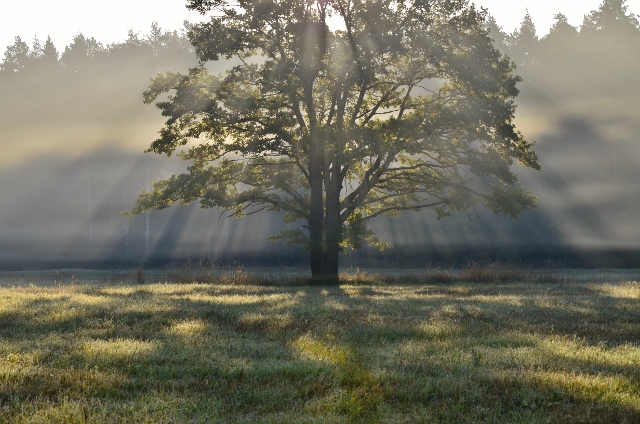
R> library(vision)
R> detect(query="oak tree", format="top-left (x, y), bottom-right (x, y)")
top-left (128, 0), bottom-right (540, 278)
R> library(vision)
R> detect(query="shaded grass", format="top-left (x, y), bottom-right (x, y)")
top-left (159, 262), bottom-right (579, 286)
top-left (2, 262), bottom-right (637, 287)
top-left (0, 271), bottom-right (639, 422)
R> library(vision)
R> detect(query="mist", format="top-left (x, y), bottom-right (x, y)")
top-left (1, 5), bottom-right (640, 269)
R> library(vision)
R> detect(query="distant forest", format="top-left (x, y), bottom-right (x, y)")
top-left (1, 1), bottom-right (640, 269)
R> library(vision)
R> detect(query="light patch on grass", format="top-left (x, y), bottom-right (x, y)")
top-left (340, 286), bottom-right (366, 297)
top-left (538, 336), bottom-right (640, 370)
top-left (81, 338), bottom-right (159, 361)
top-left (214, 294), bottom-right (282, 305)
top-left (86, 286), bottom-right (142, 296)
top-left (262, 293), bottom-right (305, 312)
top-left (1, 351), bottom-right (42, 368)
top-left (594, 281), bottom-right (640, 299)
top-left (66, 293), bottom-right (111, 306)
top-left (323, 298), bottom-right (350, 311)
top-left (530, 369), bottom-right (640, 409)
top-left (416, 320), bottom-right (462, 340)
top-left (116, 301), bottom-right (173, 315)
top-left (167, 319), bottom-right (207, 337)
top-left (43, 306), bottom-right (85, 324)
top-left (471, 294), bottom-right (525, 307)
top-left (291, 335), bottom-right (349, 365)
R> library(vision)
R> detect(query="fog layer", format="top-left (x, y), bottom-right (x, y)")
top-left (1, 4), bottom-right (640, 267)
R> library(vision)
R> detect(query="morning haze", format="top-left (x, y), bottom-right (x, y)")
top-left (1, 1), bottom-right (639, 268)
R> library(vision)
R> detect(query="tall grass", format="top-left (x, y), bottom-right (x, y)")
top-left (145, 262), bottom-right (580, 286)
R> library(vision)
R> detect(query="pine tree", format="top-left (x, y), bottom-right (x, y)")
top-left (484, 14), bottom-right (508, 54)
top-left (0, 36), bottom-right (30, 72)
top-left (61, 34), bottom-right (104, 71)
top-left (581, 0), bottom-right (640, 43)
top-left (507, 10), bottom-right (538, 68)
top-left (40, 36), bottom-right (60, 68)
top-left (539, 13), bottom-right (579, 62)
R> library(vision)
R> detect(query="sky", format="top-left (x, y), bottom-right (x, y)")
top-left (1, 1), bottom-right (639, 52)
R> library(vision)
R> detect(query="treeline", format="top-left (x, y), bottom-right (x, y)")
top-left (3, 2), bottom-right (639, 76)
top-left (485, 0), bottom-right (640, 69)
top-left (0, 22), bottom-right (194, 75)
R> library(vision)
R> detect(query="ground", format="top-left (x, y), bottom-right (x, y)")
top-left (0, 267), bottom-right (639, 423)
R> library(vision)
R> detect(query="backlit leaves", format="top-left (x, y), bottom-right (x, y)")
top-left (130, 0), bottom-right (540, 251)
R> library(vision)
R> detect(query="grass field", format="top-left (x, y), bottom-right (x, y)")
top-left (0, 268), bottom-right (639, 423)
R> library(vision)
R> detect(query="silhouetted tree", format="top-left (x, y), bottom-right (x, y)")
top-left (38, 36), bottom-right (60, 68)
top-left (146, 22), bottom-right (192, 59)
top-left (484, 14), bottom-right (508, 53)
top-left (128, 0), bottom-right (539, 278)
top-left (581, 0), bottom-right (640, 40)
top-left (549, 13), bottom-right (579, 39)
top-left (61, 34), bottom-right (105, 71)
top-left (507, 10), bottom-right (538, 68)
top-left (1, 36), bottom-right (60, 73)
top-left (0, 36), bottom-right (30, 73)
top-left (538, 14), bottom-right (579, 65)
top-left (28, 37), bottom-right (43, 62)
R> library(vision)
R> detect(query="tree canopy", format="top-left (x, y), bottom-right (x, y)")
top-left (127, 0), bottom-right (540, 277)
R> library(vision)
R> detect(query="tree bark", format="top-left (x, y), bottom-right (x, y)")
top-left (322, 163), bottom-right (342, 279)
top-left (308, 137), bottom-right (325, 277)
top-left (308, 137), bottom-right (342, 280)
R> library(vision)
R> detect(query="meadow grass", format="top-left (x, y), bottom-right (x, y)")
top-left (0, 268), bottom-right (638, 423)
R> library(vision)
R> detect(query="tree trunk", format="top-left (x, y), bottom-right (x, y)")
top-left (308, 139), bottom-right (325, 277)
top-left (308, 148), bottom-right (341, 280)
top-left (322, 169), bottom-right (341, 280)
top-left (322, 243), bottom-right (340, 279)
top-left (308, 195), bottom-right (324, 276)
